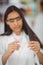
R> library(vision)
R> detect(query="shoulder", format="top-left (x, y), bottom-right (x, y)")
top-left (0, 35), bottom-right (7, 41)
top-left (0, 34), bottom-right (12, 44)
top-left (0, 35), bottom-right (8, 46)
top-left (0, 35), bottom-right (10, 41)
top-left (0, 33), bottom-right (15, 45)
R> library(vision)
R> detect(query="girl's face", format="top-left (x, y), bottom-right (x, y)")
top-left (6, 11), bottom-right (23, 35)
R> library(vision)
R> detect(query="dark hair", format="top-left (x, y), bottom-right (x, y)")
top-left (40, 1), bottom-right (43, 11)
top-left (20, 8), bottom-right (26, 16)
top-left (2, 5), bottom-right (29, 35)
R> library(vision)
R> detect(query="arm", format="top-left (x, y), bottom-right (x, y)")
top-left (2, 50), bottom-right (12, 65)
top-left (0, 44), bottom-right (5, 65)
top-left (37, 50), bottom-right (43, 64)
top-left (2, 42), bottom-right (20, 65)
top-left (28, 41), bottom-right (43, 64)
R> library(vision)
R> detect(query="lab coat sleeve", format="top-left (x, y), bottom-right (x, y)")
top-left (0, 42), bottom-right (5, 65)
top-left (0, 36), bottom-right (9, 65)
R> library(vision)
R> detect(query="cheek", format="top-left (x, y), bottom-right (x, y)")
top-left (6, 22), bottom-right (14, 29)
top-left (18, 21), bottom-right (23, 28)
top-left (9, 23), bottom-right (15, 30)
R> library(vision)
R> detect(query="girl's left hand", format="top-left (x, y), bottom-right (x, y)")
top-left (28, 41), bottom-right (40, 53)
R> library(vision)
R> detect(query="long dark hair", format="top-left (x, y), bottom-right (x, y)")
top-left (0, 5), bottom-right (43, 48)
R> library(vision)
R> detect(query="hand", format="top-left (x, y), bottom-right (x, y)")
top-left (7, 41), bottom-right (20, 54)
top-left (2, 41), bottom-right (20, 65)
top-left (28, 41), bottom-right (40, 53)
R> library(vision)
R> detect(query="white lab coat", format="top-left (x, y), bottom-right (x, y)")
top-left (0, 31), bottom-right (40, 65)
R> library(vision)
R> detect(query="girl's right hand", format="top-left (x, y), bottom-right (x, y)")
top-left (2, 41), bottom-right (20, 65)
top-left (7, 41), bottom-right (20, 54)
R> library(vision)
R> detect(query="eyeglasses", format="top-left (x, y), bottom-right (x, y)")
top-left (6, 16), bottom-right (22, 22)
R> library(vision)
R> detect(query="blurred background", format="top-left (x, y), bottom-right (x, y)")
top-left (0, 0), bottom-right (43, 44)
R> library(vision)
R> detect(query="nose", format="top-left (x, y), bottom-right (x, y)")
top-left (13, 20), bottom-right (18, 25)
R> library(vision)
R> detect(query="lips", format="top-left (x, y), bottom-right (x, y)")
top-left (13, 26), bottom-right (21, 30)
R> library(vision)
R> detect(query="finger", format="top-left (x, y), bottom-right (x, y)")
top-left (29, 41), bottom-right (38, 44)
top-left (30, 46), bottom-right (39, 52)
top-left (32, 49), bottom-right (38, 53)
top-left (30, 47), bottom-right (38, 52)
top-left (28, 43), bottom-right (36, 47)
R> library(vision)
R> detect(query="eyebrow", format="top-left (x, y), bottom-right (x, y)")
top-left (7, 16), bottom-right (21, 21)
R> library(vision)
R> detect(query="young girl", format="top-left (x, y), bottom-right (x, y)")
top-left (0, 5), bottom-right (41, 65)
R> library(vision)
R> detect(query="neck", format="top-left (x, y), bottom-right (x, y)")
top-left (13, 31), bottom-right (22, 35)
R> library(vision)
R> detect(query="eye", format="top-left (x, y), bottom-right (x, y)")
top-left (6, 16), bottom-right (22, 22)
top-left (7, 19), bottom-right (15, 22)
top-left (16, 17), bottom-right (21, 21)
top-left (10, 19), bottom-right (14, 22)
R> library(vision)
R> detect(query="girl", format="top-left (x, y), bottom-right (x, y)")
top-left (0, 5), bottom-right (41, 65)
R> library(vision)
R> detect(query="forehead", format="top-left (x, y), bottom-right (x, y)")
top-left (7, 11), bottom-right (20, 19)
